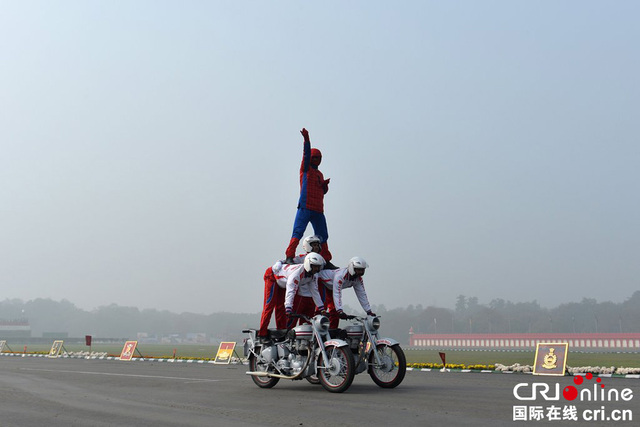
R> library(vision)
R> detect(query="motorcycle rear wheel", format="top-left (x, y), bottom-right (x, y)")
top-left (368, 344), bottom-right (406, 388)
top-left (249, 354), bottom-right (279, 388)
top-left (316, 345), bottom-right (355, 393)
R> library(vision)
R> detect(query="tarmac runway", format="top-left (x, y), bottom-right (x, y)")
top-left (0, 356), bottom-right (638, 426)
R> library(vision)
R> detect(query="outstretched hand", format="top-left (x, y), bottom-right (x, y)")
top-left (300, 128), bottom-right (310, 141)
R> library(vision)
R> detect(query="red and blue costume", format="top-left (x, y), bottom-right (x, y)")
top-left (285, 128), bottom-right (333, 262)
top-left (258, 265), bottom-right (286, 337)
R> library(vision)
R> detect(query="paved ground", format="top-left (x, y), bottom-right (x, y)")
top-left (0, 356), bottom-right (638, 426)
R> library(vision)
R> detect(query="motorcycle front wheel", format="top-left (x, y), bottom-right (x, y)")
top-left (368, 344), bottom-right (406, 388)
top-left (305, 374), bottom-right (320, 385)
top-left (316, 345), bottom-right (355, 393)
top-left (249, 354), bottom-right (279, 388)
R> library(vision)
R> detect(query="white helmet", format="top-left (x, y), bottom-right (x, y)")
top-left (303, 252), bottom-right (325, 272)
top-left (348, 257), bottom-right (369, 276)
top-left (302, 235), bottom-right (322, 253)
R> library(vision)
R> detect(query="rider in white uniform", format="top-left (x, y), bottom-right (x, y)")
top-left (273, 235), bottom-right (322, 273)
top-left (318, 257), bottom-right (375, 328)
top-left (259, 246), bottom-right (323, 338)
top-left (281, 253), bottom-right (325, 327)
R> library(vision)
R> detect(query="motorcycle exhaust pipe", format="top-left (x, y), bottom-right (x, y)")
top-left (245, 371), bottom-right (302, 380)
top-left (245, 351), bottom-right (313, 380)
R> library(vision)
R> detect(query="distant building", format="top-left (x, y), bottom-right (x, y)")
top-left (409, 332), bottom-right (640, 350)
top-left (0, 319), bottom-right (32, 338)
top-left (185, 333), bottom-right (207, 344)
top-left (42, 332), bottom-right (69, 339)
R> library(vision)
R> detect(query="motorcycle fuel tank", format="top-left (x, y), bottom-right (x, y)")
top-left (292, 324), bottom-right (313, 340)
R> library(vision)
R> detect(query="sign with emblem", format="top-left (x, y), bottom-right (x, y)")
top-left (533, 342), bottom-right (568, 376)
top-left (48, 340), bottom-right (65, 358)
top-left (119, 340), bottom-right (138, 361)
top-left (213, 342), bottom-right (236, 364)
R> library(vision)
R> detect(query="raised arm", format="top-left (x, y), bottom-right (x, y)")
top-left (300, 128), bottom-right (311, 173)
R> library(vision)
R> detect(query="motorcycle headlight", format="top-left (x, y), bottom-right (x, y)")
top-left (367, 316), bottom-right (381, 331)
top-left (314, 315), bottom-right (330, 332)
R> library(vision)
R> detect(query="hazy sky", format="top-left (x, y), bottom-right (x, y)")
top-left (1, 1), bottom-right (638, 315)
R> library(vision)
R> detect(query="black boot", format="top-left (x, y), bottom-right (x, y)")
top-left (324, 261), bottom-right (339, 270)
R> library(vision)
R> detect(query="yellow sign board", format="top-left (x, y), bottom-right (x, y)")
top-left (533, 342), bottom-right (569, 376)
top-left (48, 340), bottom-right (64, 358)
top-left (119, 341), bottom-right (138, 361)
top-left (213, 342), bottom-right (236, 364)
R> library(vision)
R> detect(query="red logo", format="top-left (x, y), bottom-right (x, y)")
top-left (563, 373), bottom-right (604, 401)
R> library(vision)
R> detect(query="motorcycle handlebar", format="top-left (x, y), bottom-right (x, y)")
top-left (344, 314), bottom-right (381, 321)
top-left (289, 313), bottom-right (309, 321)
top-left (290, 312), bottom-right (378, 322)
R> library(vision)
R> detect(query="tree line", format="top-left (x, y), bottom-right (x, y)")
top-left (1, 291), bottom-right (638, 345)
top-left (371, 291), bottom-right (640, 340)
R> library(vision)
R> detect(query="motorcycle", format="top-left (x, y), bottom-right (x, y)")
top-left (340, 314), bottom-right (406, 388)
top-left (242, 313), bottom-right (355, 393)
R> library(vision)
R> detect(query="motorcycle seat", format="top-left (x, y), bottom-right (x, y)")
top-left (267, 329), bottom-right (288, 341)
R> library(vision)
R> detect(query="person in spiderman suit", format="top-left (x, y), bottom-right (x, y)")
top-left (284, 128), bottom-right (336, 269)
